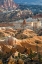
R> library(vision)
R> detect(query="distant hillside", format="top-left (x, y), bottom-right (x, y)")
top-left (19, 4), bottom-right (42, 15)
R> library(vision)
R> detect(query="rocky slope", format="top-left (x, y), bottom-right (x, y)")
top-left (0, 28), bottom-right (37, 39)
top-left (0, 27), bottom-right (42, 55)
top-left (0, 35), bottom-right (42, 54)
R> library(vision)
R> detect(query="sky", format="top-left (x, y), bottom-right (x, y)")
top-left (14, 0), bottom-right (42, 5)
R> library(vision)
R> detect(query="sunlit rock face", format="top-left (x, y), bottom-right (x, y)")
top-left (0, 0), bottom-right (17, 10)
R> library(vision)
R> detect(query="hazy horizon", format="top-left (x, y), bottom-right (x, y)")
top-left (14, 0), bottom-right (42, 5)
